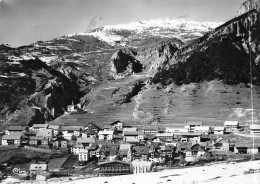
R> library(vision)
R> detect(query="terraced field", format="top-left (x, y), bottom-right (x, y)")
top-left (51, 77), bottom-right (260, 128)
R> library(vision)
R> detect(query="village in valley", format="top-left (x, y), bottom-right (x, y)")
top-left (0, 102), bottom-right (260, 183)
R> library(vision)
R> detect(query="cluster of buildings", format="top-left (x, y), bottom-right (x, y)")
top-left (1, 120), bottom-right (260, 178)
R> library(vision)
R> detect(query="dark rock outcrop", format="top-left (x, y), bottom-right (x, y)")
top-left (136, 39), bottom-right (183, 76)
top-left (237, 0), bottom-right (260, 16)
top-left (110, 49), bottom-right (142, 79)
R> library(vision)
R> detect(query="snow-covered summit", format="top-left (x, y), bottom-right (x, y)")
top-left (92, 18), bottom-right (222, 33)
top-left (65, 18), bottom-right (223, 46)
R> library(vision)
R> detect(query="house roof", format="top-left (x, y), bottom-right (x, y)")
top-left (185, 122), bottom-right (203, 126)
top-left (88, 144), bottom-right (99, 150)
top-left (99, 130), bottom-right (114, 135)
top-left (179, 132), bottom-right (202, 136)
top-left (141, 126), bottom-right (159, 131)
top-left (84, 123), bottom-right (101, 130)
top-left (160, 145), bottom-right (174, 151)
top-left (72, 143), bottom-right (84, 148)
top-left (48, 125), bottom-right (60, 130)
top-left (114, 134), bottom-right (124, 139)
top-left (83, 130), bottom-right (97, 136)
top-left (125, 137), bottom-right (140, 143)
top-left (175, 142), bottom-right (193, 149)
top-left (134, 146), bottom-right (150, 155)
top-left (60, 126), bottom-right (84, 131)
top-left (79, 149), bottom-right (89, 153)
top-left (214, 126), bottom-right (225, 131)
top-left (7, 126), bottom-right (27, 131)
top-left (144, 134), bottom-right (156, 139)
top-left (123, 131), bottom-right (144, 136)
top-left (199, 141), bottom-right (212, 147)
top-left (99, 144), bottom-right (119, 153)
top-left (194, 126), bottom-right (210, 130)
top-left (77, 137), bottom-right (96, 144)
top-left (30, 136), bottom-right (46, 140)
top-left (158, 126), bottom-right (166, 131)
top-left (110, 120), bottom-right (124, 125)
top-left (98, 160), bottom-right (130, 166)
top-left (123, 127), bottom-right (138, 132)
top-left (2, 132), bottom-right (24, 140)
top-left (120, 143), bottom-right (132, 149)
top-left (155, 133), bottom-right (173, 137)
top-left (32, 124), bottom-right (49, 129)
top-left (36, 129), bottom-right (53, 137)
top-left (188, 144), bottom-right (207, 152)
top-left (250, 124), bottom-right (260, 130)
top-left (224, 121), bottom-right (239, 126)
top-left (52, 137), bottom-right (69, 142)
top-left (29, 164), bottom-right (47, 171)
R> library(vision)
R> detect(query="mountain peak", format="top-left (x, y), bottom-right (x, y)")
top-left (76, 18), bottom-right (223, 46)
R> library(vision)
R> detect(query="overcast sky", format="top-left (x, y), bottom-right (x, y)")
top-left (0, 0), bottom-right (245, 46)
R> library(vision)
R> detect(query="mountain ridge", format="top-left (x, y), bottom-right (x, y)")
top-left (0, 0), bottom-right (260, 128)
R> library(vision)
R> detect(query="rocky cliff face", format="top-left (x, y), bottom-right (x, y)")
top-left (237, 0), bottom-right (260, 16)
top-left (110, 49), bottom-right (142, 79)
top-left (152, 10), bottom-right (260, 86)
top-left (0, 58), bottom-right (81, 126)
top-left (136, 39), bottom-right (183, 76)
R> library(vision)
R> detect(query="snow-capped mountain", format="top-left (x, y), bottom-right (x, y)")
top-left (65, 18), bottom-right (223, 46)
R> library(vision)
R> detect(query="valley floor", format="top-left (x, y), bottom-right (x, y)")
top-left (10, 159), bottom-right (260, 184)
top-left (62, 160), bottom-right (260, 184)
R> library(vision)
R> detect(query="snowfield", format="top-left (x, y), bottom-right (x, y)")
top-left (65, 18), bottom-right (223, 46)
top-left (62, 160), bottom-right (260, 184)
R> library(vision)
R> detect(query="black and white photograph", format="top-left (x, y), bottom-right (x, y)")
top-left (0, 0), bottom-right (260, 185)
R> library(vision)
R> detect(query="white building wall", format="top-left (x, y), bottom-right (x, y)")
top-left (2, 140), bottom-right (8, 145)
top-left (14, 140), bottom-right (20, 145)
top-left (107, 134), bottom-right (114, 140)
top-left (214, 131), bottom-right (224, 135)
top-left (74, 131), bottom-right (81, 137)
top-left (138, 135), bottom-right (144, 140)
top-left (99, 135), bottom-right (104, 140)
top-left (79, 152), bottom-right (89, 161)
top-left (62, 131), bottom-right (73, 140)
top-left (247, 148), bottom-right (259, 154)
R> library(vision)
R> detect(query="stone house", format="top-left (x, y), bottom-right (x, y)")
top-left (224, 121), bottom-right (239, 129)
top-left (213, 126), bottom-right (225, 135)
top-left (84, 123), bottom-right (100, 133)
top-left (78, 149), bottom-right (90, 162)
top-left (29, 163), bottom-right (48, 178)
top-left (47, 125), bottom-right (61, 136)
top-left (60, 126), bottom-right (84, 140)
top-left (133, 146), bottom-right (150, 161)
top-left (1, 132), bottom-right (27, 146)
top-left (184, 122), bottom-right (203, 132)
top-left (123, 131), bottom-right (144, 140)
